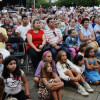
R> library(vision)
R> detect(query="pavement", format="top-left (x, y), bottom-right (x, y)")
top-left (23, 67), bottom-right (100, 100)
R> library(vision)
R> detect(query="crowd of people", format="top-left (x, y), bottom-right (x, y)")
top-left (0, 5), bottom-right (100, 100)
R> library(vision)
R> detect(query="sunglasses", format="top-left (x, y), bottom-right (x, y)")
top-left (55, 23), bottom-right (59, 25)
top-left (53, 32), bottom-right (57, 36)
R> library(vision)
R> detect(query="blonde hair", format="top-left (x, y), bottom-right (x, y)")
top-left (56, 50), bottom-right (68, 66)
top-left (31, 19), bottom-right (40, 30)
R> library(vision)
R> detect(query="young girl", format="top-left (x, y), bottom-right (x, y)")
top-left (0, 56), bottom-right (30, 100)
top-left (73, 54), bottom-right (94, 92)
top-left (38, 62), bottom-right (64, 100)
top-left (65, 29), bottom-right (79, 58)
top-left (34, 50), bottom-right (57, 83)
top-left (6, 28), bottom-right (17, 54)
top-left (78, 43), bottom-right (88, 57)
top-left (56, 50), bottom-right (92, 96)
top-left (84, 47), bottom-right (100, 85)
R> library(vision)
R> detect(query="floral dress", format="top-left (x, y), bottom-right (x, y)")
top-left (38, 79), bottom-right (54, 100)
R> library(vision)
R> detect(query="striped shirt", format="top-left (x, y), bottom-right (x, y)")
top-left (44, 28), bottom-right (62, 44)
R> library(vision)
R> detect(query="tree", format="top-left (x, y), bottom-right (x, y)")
top-left (55, 0), bottom-right (100, 7)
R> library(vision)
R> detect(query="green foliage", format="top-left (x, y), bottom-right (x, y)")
top-left (37, 0), bottom-right (52, 8)
top-left (54, 0), bottom-right (100, 7)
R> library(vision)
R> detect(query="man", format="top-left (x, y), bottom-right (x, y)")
top-left (0, 27), bottom-right (10, 59)
top-left (16, 15), bottom-right (31, 41)
top-left (45, 18), bottom-right (71, 60)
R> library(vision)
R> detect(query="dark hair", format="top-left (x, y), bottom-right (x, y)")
top-left (32, 19), bottom-right (40, 24)
top-left (84, 47), bottom-right (94, 58)
top-left (0, 53), bottom-right (3, 56)
top-left (92, 17), bottom-right (96, 23)
top-left (79, 42), bottom-right (88, 52)
top-left (2, 56), bottom-right (21, 79)
top-left (68, 29), bottom-right (75, 35)
top-left (0, 53), bottom-right (3, 59)
top-left (47, 17), bottom-right (53, 24)
top-left (81, 18), bottom-right (89, 26)
top-left (7, 28), bottom-right (13, 31)
top-left (22, 14), bottom-right (28, 20)
top-left (73, 54), bottom-right (83, 65)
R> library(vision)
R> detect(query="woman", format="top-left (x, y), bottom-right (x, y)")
top-left (26, 19), bottom-right (46, 68)
top-left (78, 18), bottom-right (100, 56)
top-left (78, 18), bottom-right (95, 46)
top-left (64, 18), bottom-right (77, 36)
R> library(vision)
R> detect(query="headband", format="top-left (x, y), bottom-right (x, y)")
top-left (43, 50), bottom-right (51, 57)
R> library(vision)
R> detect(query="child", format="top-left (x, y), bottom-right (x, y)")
top-left (34, 50), bottom-right (58, 84)
top-left (73, 54), bottom-right (94, 92)
top-left (65, 29), bottom-right (79, 58)
top-left (78, 43), bottom-right (88, 57)
top-left (56, 50), bottom-right (91, 96)
top-left (0, 53), bottom-right (3, 73)
top-left (84, 47), bottom-right (100, 85)
top-left (38, 62), bottom-right (64, 100)
top-left (6, 28), bottom-right (17, 54)
top-left (40, 20), bottom-right (46, 31)
top-left (0, 56), bottom-right (30, 100)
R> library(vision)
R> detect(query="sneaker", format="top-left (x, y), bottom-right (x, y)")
top-left (78, 85), bottom-right (89, 96)
top-left (84, 82), bottom-right (94, 93)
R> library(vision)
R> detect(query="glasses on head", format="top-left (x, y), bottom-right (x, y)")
top-left (71, 21), bottom-right (75, 23)
top-left (53, 32), bottom-right (57, 36)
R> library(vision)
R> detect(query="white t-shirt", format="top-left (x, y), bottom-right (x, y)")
top-left (16, 24), bottom-right (31, 40)
top-left (56, 60), bottom-right (80, 81)
top-left (0, 69), bottom-right (24, 94)
top-left (77, 65), bottom-right (85, 74)
top-left (52, 6), bottom-right (56, 11)
top-left (2, 10), bottom-right (7, 14)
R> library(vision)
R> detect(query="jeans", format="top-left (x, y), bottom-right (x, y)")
top-left (50, 44), bottom-right (71, 61)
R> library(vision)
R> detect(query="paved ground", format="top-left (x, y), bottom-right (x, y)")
top-left (23, 67), bottom-right (100, 100)
top-left (21, 56), bottom-right (100, 100)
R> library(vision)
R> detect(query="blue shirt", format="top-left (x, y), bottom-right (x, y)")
top-left (65, 36), bottom-right (78, 48)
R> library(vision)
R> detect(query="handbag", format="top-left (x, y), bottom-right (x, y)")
top-left (42, 43), bottom-right (51, 51)
top-left (88, 41), bottom-right (99, 51)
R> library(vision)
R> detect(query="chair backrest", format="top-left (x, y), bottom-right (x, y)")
top-left (6, 37), bottom-right (25, 57)
top-left (6, 37), bottom-right (24, 43)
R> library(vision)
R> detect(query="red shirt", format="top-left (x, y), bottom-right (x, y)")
top-left (77, 20), bottom-right (81, 24)
top-left (26, 29), bottom-right (44, 51)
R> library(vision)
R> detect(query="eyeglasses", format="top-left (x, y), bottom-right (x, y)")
top-left (53, 32), bottom-right (57, 36)
top-left (55, 23), bottom-right (59, 25)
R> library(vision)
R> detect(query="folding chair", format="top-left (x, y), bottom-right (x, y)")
top-left (6, 37), bottom-right (28, 72)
